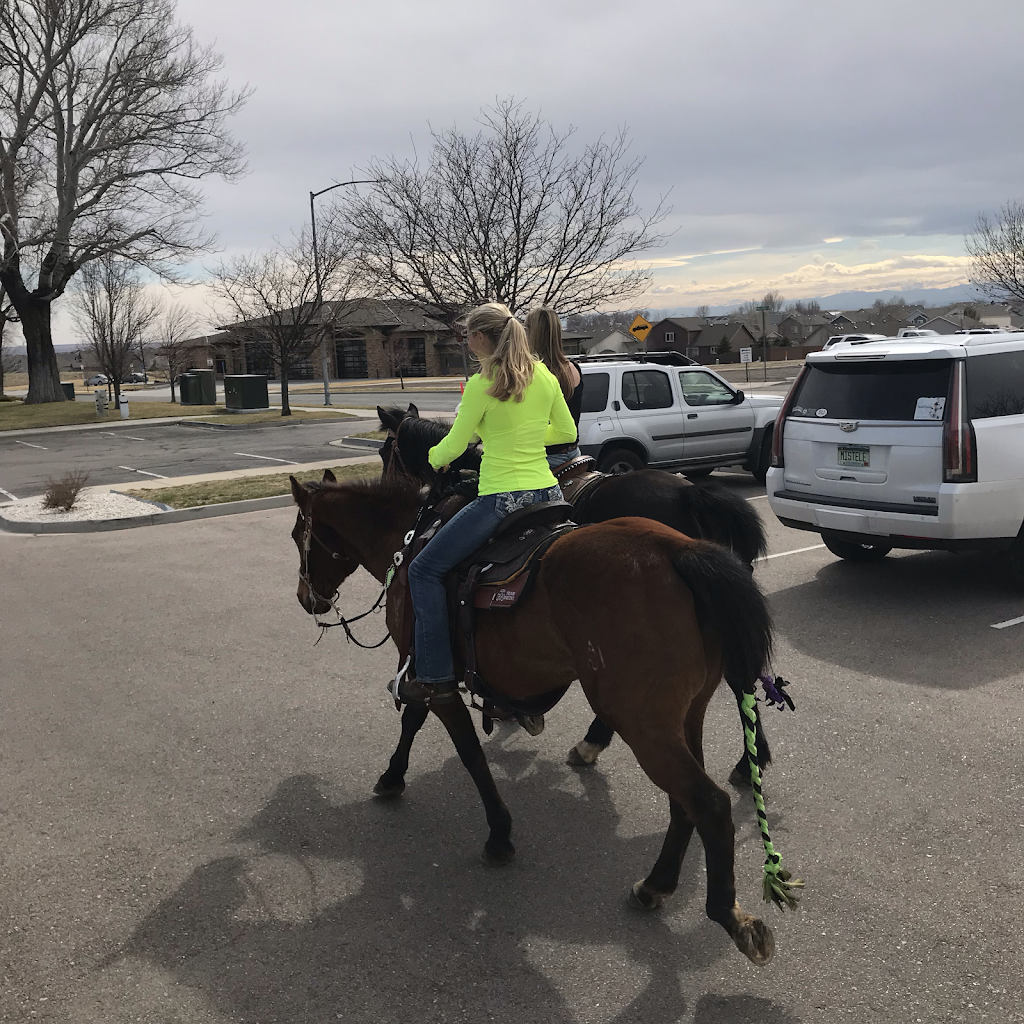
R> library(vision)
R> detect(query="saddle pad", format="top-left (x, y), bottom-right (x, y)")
top-left (474, 574), bottom-right (530, 609)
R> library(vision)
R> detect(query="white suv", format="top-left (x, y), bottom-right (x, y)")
top-left (766, 333), bottom-right (1024, 580)
top-left (577, 354), bottom-right (784, 480)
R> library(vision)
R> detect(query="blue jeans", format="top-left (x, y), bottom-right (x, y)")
top-left (409, 486), bottom-right (562, 683)
top-left (546, 446), bottom-right (582, 468)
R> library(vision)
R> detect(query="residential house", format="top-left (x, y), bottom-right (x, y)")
top-left (648, 318), bottom-right (757, 364)
top-left (582, 330), bottom-right (636, 354)
top-left (776, 313), bottom-right (834, 344)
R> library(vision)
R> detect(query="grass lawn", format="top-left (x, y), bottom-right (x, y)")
top-left (0, 401), bottom-right (354, 431)
top-left (350, 429), bottom-right (387, 440)
top-left (0, 400), bottom-right (219, 431)
top-left (124, 462), bottom-right (381, 509)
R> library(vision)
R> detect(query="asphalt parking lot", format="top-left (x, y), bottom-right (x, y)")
top-left (3, 474), bottom-right (1023, 1024)
top-left (0, 418), bottom-right (382, 498)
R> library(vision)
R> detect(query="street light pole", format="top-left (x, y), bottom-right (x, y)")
top-left (309, 178), bottom-right (376, 405)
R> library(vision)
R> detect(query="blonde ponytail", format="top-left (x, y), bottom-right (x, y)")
top-left (465, 302), bottom-right (534, 402)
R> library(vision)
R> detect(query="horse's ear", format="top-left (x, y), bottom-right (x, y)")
top-left (289, 475), bottom-right (307, 507)
top-left (407, 402), bottom-right (419, 418)
top-left (377, 405), bottom-right (397, 430)
top-left (322, 468), bottom-right (337, 484)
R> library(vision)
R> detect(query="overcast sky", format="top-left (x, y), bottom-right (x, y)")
top-left (40, 0), bottom-right (1024, 343)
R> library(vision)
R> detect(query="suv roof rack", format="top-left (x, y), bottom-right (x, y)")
top-left (571, 351), bottom-right (697, 367)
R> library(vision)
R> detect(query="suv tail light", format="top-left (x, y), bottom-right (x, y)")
top-left (771, 365), bottom-right (809, 469)
top-left (943, 360), bottom-right (977, 483)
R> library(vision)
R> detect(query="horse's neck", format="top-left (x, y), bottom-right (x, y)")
top-left (331, 492), bottom-right (417, 583)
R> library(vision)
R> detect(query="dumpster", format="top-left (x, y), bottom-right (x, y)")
top-left (224, 374), bottom-right (269, 411)
top-left (178, 373), bottom-right (200, 405)
top-left (61, 382), bottom-right (76, 401)
top-left (192, 368), bottom-right (216, 405)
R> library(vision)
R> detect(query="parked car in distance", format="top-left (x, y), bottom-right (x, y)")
top-left (895, 328), bottom-right (939, 338)
top-left (821, 333), bottom-right (888, 350)
top-left (766, 332), bottom-right (1024, 581)
top-left (126, 371), bottom-right (148, 383)
top-left (575, 353), bottom-right (784, 481)
top-left (84, 374), bottom-right (109, 386)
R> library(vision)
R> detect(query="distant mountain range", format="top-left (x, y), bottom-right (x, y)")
top-left (648, 283), bottom-right (983, 318)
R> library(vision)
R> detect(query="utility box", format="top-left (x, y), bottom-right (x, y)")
top-left (224, 374), bottom-right (270, 411)
top-left (61, 382), bottom-right (76, 401)
top-left (191, 368), bottom-right (217, 405)
top-left (178, 373), bottom-right (200, 405)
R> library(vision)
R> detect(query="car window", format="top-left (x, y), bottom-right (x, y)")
top-left (621, 369), bottom-right (673, 410)
top-left (678, 370), bottom-right (735, 406)
top-left (580, 372), bottom-right (609, 413)
top-left (791, 360), bottom-right (953, 421)
top-left (967, 351), bottom-right (1024, 418)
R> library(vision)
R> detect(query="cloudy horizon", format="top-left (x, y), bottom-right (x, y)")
top-left (21, 0), bottom-right (1024, 344)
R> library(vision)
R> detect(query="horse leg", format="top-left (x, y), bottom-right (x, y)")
top-left (374, 702), bottom-right (430, 798)
top-left (726, 682), bottom-right (772, 788)
top-left (429, 698), bottom-right (515, 866)
top-left (625, 732), bottom-right (774, 966)
top-left (629, 798), bottom-right (695, 910)
top-left (566, 716), bottom-right (616, 767)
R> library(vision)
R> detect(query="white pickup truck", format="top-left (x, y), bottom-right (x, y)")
top-left (576, 354), bottom-right (785, 481)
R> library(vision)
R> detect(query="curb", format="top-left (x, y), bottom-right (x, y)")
top-left (0, 493), bottom-right (296, 535)
top-left (335, 436), bottom-right (384, 449)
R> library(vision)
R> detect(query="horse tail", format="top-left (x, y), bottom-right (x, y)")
top-left (679, 483), bottom-right (768, 566)
top-left (672, 540), bottom-right (772, 688)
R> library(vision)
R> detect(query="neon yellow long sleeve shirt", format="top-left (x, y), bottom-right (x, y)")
top-left (428, 361), bottom-right (578, 495)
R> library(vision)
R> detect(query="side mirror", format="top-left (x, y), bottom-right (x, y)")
top-left (732, 389), bottom-right (745, 403)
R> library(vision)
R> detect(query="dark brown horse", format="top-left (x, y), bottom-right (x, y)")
top-left (376, 402), bottom-right (779, 783)
top-left (289, 472), bottom-right (799, 964)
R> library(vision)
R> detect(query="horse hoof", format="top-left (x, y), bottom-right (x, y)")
top-left (733, 914), bottom-right (775, 966)
top-left (566, 742), bottom-right (601, 768)
top-left (728, 766), bottom-right (751, 789)
top-left (373, 777), bottom-right (406, 798)
top-left (482, 841), bottom-right (516, 867)
top-left (515, 713), bottom-right (545, 736)
top-left (629, 879), bottom-right (667, 911)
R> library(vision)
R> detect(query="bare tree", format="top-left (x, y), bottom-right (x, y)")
top-left (153, 300), bottom-right (200, 402)
top-left (210, 219), bottom-right (356, 416)
top-left (0, 284), bottom-right (20, 397)
top-left (788, 299), bottom-right (821, 314)
top-left (966, 201), bottom-right (1024, 305)
top-left (70, 255), bottom-right (158, 409)
top-left (0, 0), bottom-right (249, 404)
top-left (694, 304), bottom-right (710, 320)
top-left (338, 99), bottom-right (668, 323)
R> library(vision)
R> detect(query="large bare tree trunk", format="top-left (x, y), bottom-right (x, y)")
top-left (15, 296), bottom-right (66, 404)
top-left (280, 361), bottom-right (291, 416)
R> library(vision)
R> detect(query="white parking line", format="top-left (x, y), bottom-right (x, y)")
top-left (747, 494), bottom-right (770, 501)
top-left (991, 614), bottom-right (1024, 630)
top-left (233, 452), bottom-right (298, 464)
top-left (13, 440), bottom-right (48, 449)
top-left (117, 466), bottom-right (168, 479)
top-left (102, 432), bottom-right (147, 440)
top-left (0, 485), bottom-right (18, 501)
top-left (761, 544), bottom-right (827, 561)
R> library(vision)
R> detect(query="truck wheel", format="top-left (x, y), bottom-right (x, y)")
top-left (752, 431), bottom-right (773, 484)
top-left (1007, 533), bottom-right (1024, 589)
top-left (598, 447), bottom-right (644, 474)
top-left (821, 531), bottom-right (892, 562)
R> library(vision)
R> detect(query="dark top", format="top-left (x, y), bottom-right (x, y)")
top-left (546, 375), bottom-right (584, 454)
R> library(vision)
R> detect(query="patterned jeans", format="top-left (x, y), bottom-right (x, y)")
top-left (409, 485), bottom-right (563, 683)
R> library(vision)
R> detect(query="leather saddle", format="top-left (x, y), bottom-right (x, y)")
top-left (552, 455), bottom-right (604, 508)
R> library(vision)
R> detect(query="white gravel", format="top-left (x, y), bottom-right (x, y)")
top-left (0, 490), bottom-right (166, 523)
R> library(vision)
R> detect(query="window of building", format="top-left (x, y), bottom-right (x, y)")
top-left (405, 336), bottom-right (427, 376)
top-left (621, 369), bottom-right (673, 410)
top-left (244, 341), bottom-right (275, 378)
top-left (665, 331), bottom-right (675, 343)
top-left (335, 336), bottom-right (368, 379)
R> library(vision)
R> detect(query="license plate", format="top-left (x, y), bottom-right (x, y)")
top-left (838, 445), bottom-right (870, 468)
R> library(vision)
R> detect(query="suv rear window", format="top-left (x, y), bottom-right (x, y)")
top-left (967, 351), bottom-right (1024, 418)
top-left (621, 369), bottom-right (673, 410)
top-left (580, 372), bottom-right (609, 413)
top-left (791, 359), bottom-right (953, 421)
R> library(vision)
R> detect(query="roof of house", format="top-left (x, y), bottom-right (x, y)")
top-left (218, 297), bottom-right (450, 334)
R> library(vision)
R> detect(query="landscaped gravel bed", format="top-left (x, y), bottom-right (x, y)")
top-left (0, 491), bottom-right (165, 523)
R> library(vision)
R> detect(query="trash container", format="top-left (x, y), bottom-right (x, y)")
top-left (94, 389), bottom-right (108, 418)
top-left (119, 395), bottom-right (130, 419)
top-left (224, 374), bottom-right (270, 411)
top-left (178, 373), bottom-right (199, 404)
top-left (61, 382), bottom-right (76, 401)
top-left (192, 368), bottom-right (217, 405)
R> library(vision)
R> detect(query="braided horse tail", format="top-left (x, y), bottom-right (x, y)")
top-left (673, 541), bottom-right (804, 911)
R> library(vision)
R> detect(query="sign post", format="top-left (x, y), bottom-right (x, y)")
top-left (628, 315), bottom-right (653, 351)
top-left (739, 346), bottom-right (753, 383)
top-left (756, 304), bottom-right (771, 381)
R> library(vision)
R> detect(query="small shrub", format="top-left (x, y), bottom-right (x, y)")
top-left (42, 470), bottom-right (90, 512)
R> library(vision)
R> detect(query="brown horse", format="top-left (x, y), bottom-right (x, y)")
top-left (289, 472), bottom-right (796, 965)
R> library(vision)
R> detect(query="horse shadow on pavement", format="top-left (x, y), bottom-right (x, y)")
top-left (769, 548), bottom-right (1023, 689)
top-left (118, 733), bottom-right (799, 1024)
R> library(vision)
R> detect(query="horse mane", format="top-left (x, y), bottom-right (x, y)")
top-left (398, 414), bottom-right (482, 474)
top-left (309, 474), bottom-right (422, 528)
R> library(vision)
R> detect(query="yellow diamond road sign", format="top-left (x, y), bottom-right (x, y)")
top-left (629, 315), bottom-right (652, 343)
